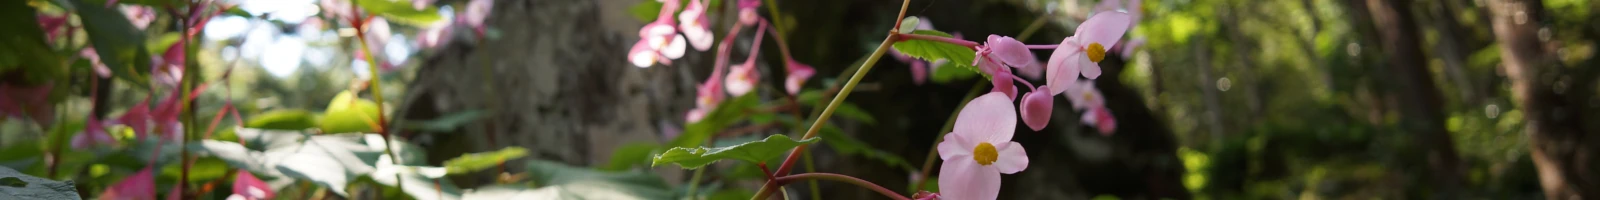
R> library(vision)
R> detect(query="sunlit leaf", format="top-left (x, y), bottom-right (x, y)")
top-left (652, 134), bottom-right (820, 169)
top-left (246, 109), bottom-right (319, 130)
top-left (442, 147), bottom-right (528, 175)
top-left (892, 30), bottom-right (982, 79)
top-left (319, 91), bottom-right (383, 134)
top-left (509, 160), bottom-right (672, 199)
top-left (354, 0), bottom-right (443, 26)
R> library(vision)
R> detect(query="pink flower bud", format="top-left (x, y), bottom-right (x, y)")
top-left (1019, 86), bottom-right (1052, 131)
top-left (990, 72), bottom-right (1016, 100)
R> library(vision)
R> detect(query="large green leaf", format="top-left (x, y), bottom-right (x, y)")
top-left (190, 130), bottom-right (386, 197)
top-left (319, 91), bottom-right (383, 134)
top-left (370, 155), bottom-right (460, 200)
top-left (354, 0), bottom-right (443, 26)
top-left (0, 166), bottom-right (80, 199)
top-left (498, 160), bottom-right (672, 200)
top-left (72, 0), bottom-right (153, 86)
top-left (442, 147), bottom-right (527, 175)
top-left (0, 3), bottom-right (63, 84)
top-left (245, 109), bottom-right (320, 130)
top-left (892, 30), bottom-right (985, 80)
top-left (600, 143), bottom-right (661, 171)
top-left (652, 134), bottom-right (820, 169)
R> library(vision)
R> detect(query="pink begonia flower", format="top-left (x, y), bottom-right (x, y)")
top-left (1081, 106), bottom-right (1117, 135)
top-left (990, 71), bottom-right (1017, 100)
top-left (737, 0), bottom-right (761, 25)
top-left (416, 18), bottom-right (453, 50)
top-left (629, 22), bottom-right (687, 67)
top-left (724, 62), bottom-right (760, 96)
top-left (154, 40), bottom-right (187, 87)
top-left (678, 0), bottom-right (713, 51)
top-left (230, 170), bottom-right (275, 200)
top-left (1094, 0), bottom-right (1143, 33)
top-left (784, 59), bottom-right (815, 95)
top-left (121, 6), bottom-right (156, 30)
top-left (1018, 85), bottom-right (1052, 131)
top-left (0, 84), bottom-right (54, 126)
top-left (937, 92), bottom-right (1029, 200)
top-left (321, 0), bottom-right (354, 21)
top-left (37, 13), bottom-right (70, 43)
top-left (1064, 79), bottom-right (1105, 111)
top-left (1045, 11), bottom-right (1130, 95)
top-left (462, 0), bottom-right (494, 37)
top-left (102, 167), bottom-right (156, 200)
top-left (150, 93), bottom-right (186, 143)
top-left (71, 119), bottom-right (116, 149)
top-left (975, 35), bottom-right (1035, 73)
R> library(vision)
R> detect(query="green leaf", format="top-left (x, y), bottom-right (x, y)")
top-left (892, 30), bottom-right (985, 80)
top-left (72, 0), bottom-right (153, 86)
top-left (443, 147), bottom-right (528, 174)
top-left (512, 160), bottom-right (672, 199)
top-left (319, 91), bottom-right (383, 134)
top-left (668, 93), bottom-right (761, 148)
top-left (404, 110), bottom-right (488, 132)
top-left (708, 188), bottom-right (756, 200)
top-left (600, 143), bottom-right (661, 171)
top-left (652, 134), bottom-right (820, 169)
top-left (354, 0), bottom-right (443, 26)
top-left (0, 3), bottom-right (63, 84)
top-left (159, 157), bottom-right (230, 183)
top-left (190, 130), bottom-right (387, 197)
top-left (0, 166), bottom-right (77, 199)
top-left (628, 1), bottom-right (664, 22)
top-left (0, 177), bottom-right (24, 187)
top-left (245, 109), bottom-right (320, 130)
top-left (930, 60), bottom-right (980, 83)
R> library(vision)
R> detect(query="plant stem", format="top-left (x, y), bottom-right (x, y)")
top-left (803, 151), bottom-right (820, 200)
top-left (178, 9), bottom-right (195, 198)
top-left (351, 11), bottom-right (404, 190)
top-left (898, 33), bottom-right (980, 48)
top-left (775, 173), bottom-right (910, 200)
top-left (686, 168), bottom-right (705, 198)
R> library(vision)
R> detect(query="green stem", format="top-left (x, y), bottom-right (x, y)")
top-left (685, 168), bottom-right (705, 198)
top-left (803, 151), bottom-right (820, 200)
top-left (775, 173), bottom-right (910, 200)
top-left (178, 10), bottom-right (197, 199)
top-left (352, 12), bottom-right (404, 190)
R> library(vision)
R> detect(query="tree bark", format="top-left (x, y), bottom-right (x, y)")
top-left (1486, 0), bottom-right (1600, 198)
top-left (1362, 0), bottom-right (1465, 195)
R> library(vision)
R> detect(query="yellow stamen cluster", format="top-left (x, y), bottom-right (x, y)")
top-left (973, 142), bottom-right (998, 166)
top-left (1086, 43), bottom-right (1107, 63)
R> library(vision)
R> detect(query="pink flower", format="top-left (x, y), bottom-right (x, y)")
top-left (937, 92), bottom-right (1029, 200)
top-left (629, 22), bottom-right (687, 67)
top-left (154, 40), bottom-right (187, 87)
top-left (37, 13), bottom-right (70, 43)
top-left (121, 5), bottom-right (156, 30)
top-left (678, 0), bottom-right (713, 51)
top-left (737, 0), bottom-right (761, 25)
top-left (1019, 85), bottom-right (1052, 131)
top-left (1045, 11), bottom-right (1130, 95)
top-left (71, 119), bottom-right (116, 149)
top-left (80, 48), bottom-right (113, 78)
top-left (724, 62), bottom-right (760, 96)
top-left (462, 0), bottom-right (493, 37)
top-left (1064, 79), bottom-right (1104, 110)
top-left (974, 35), bottom-right (1035, 73)
top-left (230, 170), bottom-right (275, 200)
top-left (412, 0), bottom-right (435, 10)
top-left (784, 59), bottom-right (815, 95)
top-left (101, 167), bottom-right (156, 200)
top-left (416, 20), bottom-right (453, 50)
top-left (990, 71), bottom-right (1017, 100)
top-left (687, 73), bottom-right (725, 123)
top-left (1081, 106), bottom-right (1117, 135)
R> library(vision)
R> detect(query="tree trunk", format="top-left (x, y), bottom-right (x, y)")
top-left (402, 0), bottom-right (698, 186)
top-left (1362, 0), bottom-right (1465, 195)
top-left (1486, 0), bottom-right (1600, 198)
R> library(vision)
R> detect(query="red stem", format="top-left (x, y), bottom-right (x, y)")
top-left (758, 163), bottom-right (778, 183)
top-left (775, 173), bottom-right (910, 200)
top-left (899, 33), bottom-right (980, 49)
